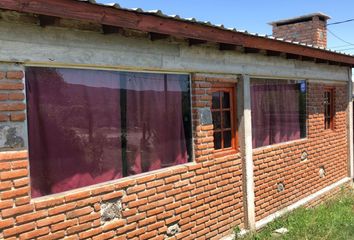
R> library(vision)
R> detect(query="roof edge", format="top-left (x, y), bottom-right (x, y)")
top-left (0, 1), bottom-right (352, 66)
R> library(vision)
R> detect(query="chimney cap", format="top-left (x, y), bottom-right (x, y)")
top-left (269, 12), bottom-right (331, 26)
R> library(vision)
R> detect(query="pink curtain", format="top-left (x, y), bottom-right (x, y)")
top-left (251, 83), bottom-right (301, 148)
top-left (26, 68), bottom-right (189, 198)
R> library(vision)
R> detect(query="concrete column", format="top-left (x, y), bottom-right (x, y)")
top-left (348, 68), bottom-right (353, 179)
top-left (238, 74), bottom-right (255, 230)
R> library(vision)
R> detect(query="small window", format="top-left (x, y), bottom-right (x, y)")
top-left (211, 86), bottom-right (236, 151)
top-left (324, 88), bottom-right (334, 130)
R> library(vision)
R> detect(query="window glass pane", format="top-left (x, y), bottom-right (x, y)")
top-left (212, 111), bottom-right (222, 129)
top-left (324, 90), bottom-right (334, 130)
top-left (251, 79), bottom-right (307, 148)
top-left (212, 92), bottom-right (220, 109)
top-left (325, 118), bottom-right (329, 129)
top-left (26, 67), bottom-right (191, 197)
top-left (214, 132), bottom-right (222, 150)
top-left (26, 68), bottom-right (123, 198)
top-left (223, 131), bottom-right (232, 148)
top-left (324, 103), bottom-right (328, 117)
top-left (299, 90), bottom-right (307, 138)
top-left (125, 73), bottom-right (190, 173)
top-left (222, 92), bottom-right (230, 108)
top-left (223, 111), bottom-right (231, 129)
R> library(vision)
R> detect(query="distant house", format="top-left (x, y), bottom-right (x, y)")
top-left (0, 1), bottom-right (353, 239)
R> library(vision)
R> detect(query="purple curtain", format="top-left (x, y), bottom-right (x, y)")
top-left (251, 83), bottom-right (301, 148)
top-left (125, 74), bottom-right (188, 175)
top-left (26, 68), bottom-right (188, 198)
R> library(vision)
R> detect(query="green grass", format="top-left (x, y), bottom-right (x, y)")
top-left (237, 189), bottom-right (354, 240)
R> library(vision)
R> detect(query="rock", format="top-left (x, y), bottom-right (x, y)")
top-left (0, 125), bottom-right (24, 148)
top-left (101, 199), bottom-right (123, 222)
top-left (166, 223), bottom-right (180, 236)
top-left (274, 227), bottom-right (288, 234)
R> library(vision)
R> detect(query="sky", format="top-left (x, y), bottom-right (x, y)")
top-left (98, 0), bottom-right (354, 55)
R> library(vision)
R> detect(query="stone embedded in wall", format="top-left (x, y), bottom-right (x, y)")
top-left (277, 182), bottom-right (285, 192)
top-left (100, 198), bottom-right (123, 222)
top-left (319, 166), bottom-right (326, 178)
top-left (301, 151), bottom-right (308, 161)
top-left (166, 223), bottom-right (180, 237)
top-left (198, 107), bottom-right (213, 125)
top-left (0, 123), bottom-right (25, 149)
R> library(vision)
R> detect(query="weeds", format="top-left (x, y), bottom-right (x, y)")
top-left (240, 189), bottom-right (354, 240)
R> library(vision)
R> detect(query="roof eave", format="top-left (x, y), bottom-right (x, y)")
top-left (0, 0), bottom-right (353, 67)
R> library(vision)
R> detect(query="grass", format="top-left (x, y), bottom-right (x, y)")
top-left (237, 189), bottom-right (354, 240)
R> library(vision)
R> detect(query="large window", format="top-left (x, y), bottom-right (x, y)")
top-left (251, 79), bottom-right (306, 148)
top-left (26, 67), bottom-right (192, 197)
top-left (211, 85), bottom-right (237, 151)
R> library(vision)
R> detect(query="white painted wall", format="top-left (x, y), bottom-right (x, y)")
top-left (0, 20), bottom-right (350, 81)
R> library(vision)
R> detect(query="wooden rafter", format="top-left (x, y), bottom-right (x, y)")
top-left (149, 32), bottom-right (169, 41)
top-left (219, 43), bottom-right (237, 51)
top-left (286, 53), bottom-right (300, 60)
top-left (188, 38), bottom-right (207, 46)
top-left (266, 50), bottom-right (281, 56)
top-left (38, 15), bottom-right (59, 27)
top-left (244, 47), bottom-right (260, 54)
top-left (102, 25), bottom-right (121, 34)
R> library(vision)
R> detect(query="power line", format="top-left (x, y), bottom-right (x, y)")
top-left (327, 28), bottom-right (354, 46)
top-left (332, 47), bottom-right (354, 51)
top-left (328, 44), bottom-right (354, 49)
top-left (326, 18), bottom-right (354, 50)
top-left (327, 18), bottom-right (354, 26)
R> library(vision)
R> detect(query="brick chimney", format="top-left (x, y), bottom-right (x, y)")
top-left (269, 13), bottom-right (330, 48)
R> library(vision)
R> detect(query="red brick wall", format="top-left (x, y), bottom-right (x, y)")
top-left (272, 16), bottom-right (327, 48)
top-left (305, 181), bottom-right (351, 208)
top-left (0, 71), bottom-right (26, 124)
top-left (253, 82), bottom-right (349, 221)
top-left (0, 71), bottom-right (244, 239)
top-left (0, 68), bottom-right (350, 239)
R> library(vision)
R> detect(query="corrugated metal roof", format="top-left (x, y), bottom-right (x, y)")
top-left (76, 0), bottom-right (353, 57)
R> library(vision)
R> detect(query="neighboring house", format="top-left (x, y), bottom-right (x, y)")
top-left (0, 1), bottom-right (353, 240)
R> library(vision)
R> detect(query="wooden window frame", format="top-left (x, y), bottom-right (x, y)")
top-left (211, 83), bottom-right (238, 153)
top-left (324, 87), bottom-right (334, 130)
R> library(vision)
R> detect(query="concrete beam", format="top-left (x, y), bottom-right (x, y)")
top-left (0, 21), bottom-right (349, 82)
top-left (348, 68), bottom-right (353, 179)
top-left (238, 74), bottom-right (255, 230)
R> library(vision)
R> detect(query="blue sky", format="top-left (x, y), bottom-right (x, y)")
top-left (98, 0), bottom-right (354, 55)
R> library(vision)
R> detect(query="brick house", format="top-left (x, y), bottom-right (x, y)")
top-left (0, 1), bottom-right (353, 240)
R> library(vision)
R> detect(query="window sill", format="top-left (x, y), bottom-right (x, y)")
top-left (253, 138), bottom-right (308, 153)
top-left (213, 148), bottom-right (239, 158)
